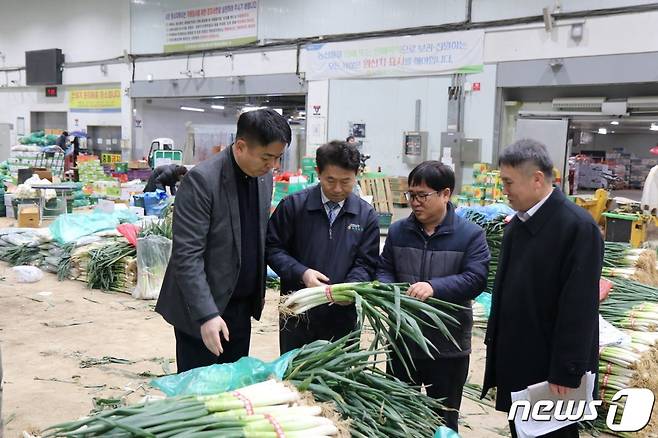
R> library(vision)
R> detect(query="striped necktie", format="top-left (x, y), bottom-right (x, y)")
top-left (326, 201), bottom-right (341, 226)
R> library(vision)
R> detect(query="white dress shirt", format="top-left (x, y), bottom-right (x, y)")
top-left (321, 188), bottom-right (345, 215)
top-left (518, 189), bottom-right (553, 222)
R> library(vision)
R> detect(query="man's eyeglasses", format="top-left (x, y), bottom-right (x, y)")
top-left (404, 191), bottom-right (439, 202)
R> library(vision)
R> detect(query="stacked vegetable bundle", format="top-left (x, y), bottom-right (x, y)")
top-left (43, 380), bottom-right (343, 437)
top-left (284, 334), bottom-right (447, 438)
top-left (603, 242), bottom-right (658, 286)
top-left (69, 240), bottom-right (137, 293)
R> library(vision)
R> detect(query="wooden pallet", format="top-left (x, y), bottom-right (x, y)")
top-left (359, 177), bottom-right (394, 213)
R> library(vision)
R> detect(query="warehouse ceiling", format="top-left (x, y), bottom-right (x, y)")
top-left (569, 117), bottom-right (658, 135)
top-left (140, 95), bottom-right (307, 119)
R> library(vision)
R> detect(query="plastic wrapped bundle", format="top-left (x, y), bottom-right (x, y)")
top-left (133, 235), bottom-right (172, 300)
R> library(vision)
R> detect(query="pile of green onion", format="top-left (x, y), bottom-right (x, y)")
top-left (284, 333), bottom-right (447, 438)
top-left (43, 379), bottom-right (341, 437)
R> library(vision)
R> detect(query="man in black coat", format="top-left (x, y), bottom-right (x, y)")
top-left (156, 109), bottom-right (291, 373)
top-left (144, 164), bottom-right (188, 196)
top-left (482, 139), bottom-right (603, 438)
top-left (267, 140), bottom-right (380, 354)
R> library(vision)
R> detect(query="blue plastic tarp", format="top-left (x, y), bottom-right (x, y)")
top-left (50, 210), bottom-right (140, 244)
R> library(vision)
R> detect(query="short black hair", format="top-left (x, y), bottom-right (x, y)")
top-left (316, 140), bottom-right (360, 173)
top-left (346, 136), bottom-right (355, 142)
top-left (498, 138), bottom-right (553, 179)
top-left (408, 160), bottom-right (455, 192)
top-left (236, 108), bottom-right (291, 147)
top-left (62, 131), bottom-right (69, 136)
top-left (176, 166), bottom-right (188, 177)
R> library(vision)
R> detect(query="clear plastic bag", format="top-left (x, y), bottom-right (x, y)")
top-left (11, 266), bottom-right (44, 283)
top-left (132, 235), bottom-right (172, 300)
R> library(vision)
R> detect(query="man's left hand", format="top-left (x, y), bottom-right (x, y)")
top-left (549, 383), bottom-right (571, 396)
top-left (407, 282), bottom-right (434, 301)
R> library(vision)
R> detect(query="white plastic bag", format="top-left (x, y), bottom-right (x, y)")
top-left (11, 266), bottom-right (44, 283)
top-left (133, 235), bottom-right (172, 300)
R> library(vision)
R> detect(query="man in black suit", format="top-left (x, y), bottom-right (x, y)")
top-left (156, 109), bottom-right (291, 373)
top-left (482, 139), bottom-right (603, 437)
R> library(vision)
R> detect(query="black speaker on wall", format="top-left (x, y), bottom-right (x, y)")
top-left (25, 48), bottom-right (64, 85)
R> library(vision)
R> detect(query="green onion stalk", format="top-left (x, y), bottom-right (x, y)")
top-left (283, 333), bottom-right (448, 438)
top-left (140, 204), bottom-right (173, 240)
top-left (280, 281), bottom-right (462, 374)
top-left (462, 210), bottom-right (506, 293)
top-left (42, 379), bottom-right (341, 437)
top-left (56, 242), bottom-right (76, 281)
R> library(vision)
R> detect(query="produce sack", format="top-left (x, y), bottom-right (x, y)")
top-left (151, 349), bottom-right (300, 396)
top-left (132, 235), bottom-right (171, 300)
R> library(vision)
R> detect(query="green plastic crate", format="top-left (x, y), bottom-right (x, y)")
top-left (377, 212), bottom-right (393, 228)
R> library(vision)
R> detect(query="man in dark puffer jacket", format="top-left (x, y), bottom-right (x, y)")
top-left (377, 161), bottom-right (490, 432)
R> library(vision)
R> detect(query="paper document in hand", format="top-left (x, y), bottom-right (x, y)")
top-left (510, 372), bottom-right (597, 438)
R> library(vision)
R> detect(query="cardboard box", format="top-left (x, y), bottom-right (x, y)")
top-left (129, 160), bottom-right (150, 169)
top-left (32, 168), bottom-right (53, 181)
top-left (18, 205), bottom-right (40, 228)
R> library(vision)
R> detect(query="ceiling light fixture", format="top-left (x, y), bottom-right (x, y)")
top-left (180, 106), bottom-right (205, 112)
top-left (598, 128), bottom-right (607, 135)
top-left (651, 123), bottom-right (658, 131)
top-left (610, 121), bottom-right (619, 125)
top-left (211, 105), bottom-right (225, 110)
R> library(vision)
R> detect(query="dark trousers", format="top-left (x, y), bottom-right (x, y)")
top-left (175, 299), bottom-right (252, 373)
top-left (389, 354), bottom-right (469, 432)
top-left (279, 308), bottom-right (357, 354)
top-left (509, 421), bottom-right (579, 438)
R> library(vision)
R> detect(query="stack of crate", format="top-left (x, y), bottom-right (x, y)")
top-left (359, 176), bottom-right (394, 227)
top-left (388, 176), bottom-right (408, 207)
top-left (301, 156), bottom-right (317, 184)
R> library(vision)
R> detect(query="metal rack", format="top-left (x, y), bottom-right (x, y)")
top-left (34, 152), bottom-right (65, 177)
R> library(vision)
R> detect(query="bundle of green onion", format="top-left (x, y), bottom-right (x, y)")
top-left (284, 333), bottom-right (446, 438)
top-left (281, 282), bottom-right (462, 366)
top-left (603, 242), bottom-right (658, 286)
top-left (86, 241), bottom-right (137, 292)
top-left (600, 278), bottom-right (658, 331)
top-left (604, 242), bottom-right (646, 268)
top-left (2, 244), bottom-right (41, 266)
top-left (43, 379), bottom-right (341, 437)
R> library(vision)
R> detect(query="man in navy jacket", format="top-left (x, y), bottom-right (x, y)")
top-left (267, 140), bottom-right (380, 354)
top-left (377, 161), bottom-right (490, 432)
